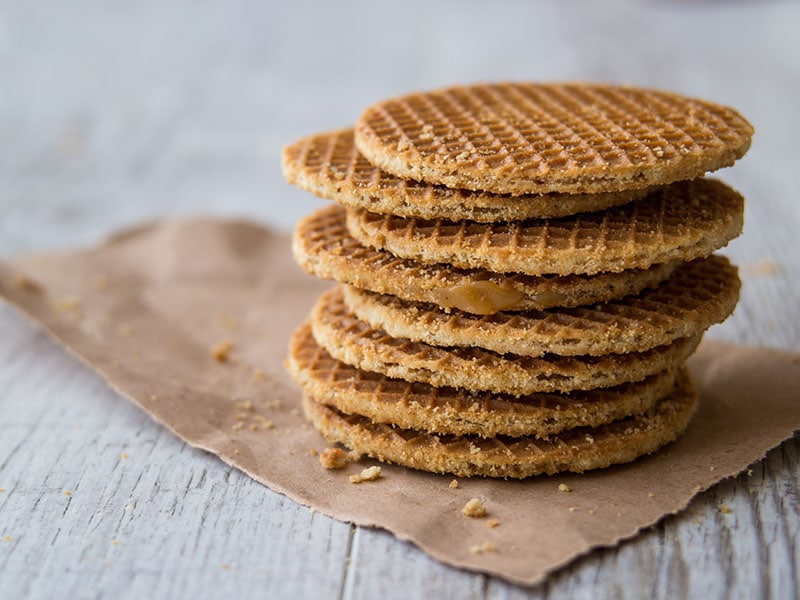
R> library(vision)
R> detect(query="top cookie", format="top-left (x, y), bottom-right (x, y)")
top-left (282, 129), bottom-right (653, 222)
top-left (354, 82), bottom-right (753, 195)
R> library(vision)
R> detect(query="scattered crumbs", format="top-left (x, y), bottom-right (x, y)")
top-left (350, 466), bottom-right (382, 484)
top-left (747, 469), bottom-right (753, 477)
top-left (309, 448), bottom-right (318, 456)
top-left (487, 518), bottom-right (500, 529)
top-left (111, 539), bottom-right (120, 546)
top-left (231, 422), bottom-right (245, 432)
top-left (64, 490), bottom-right (72, 497)
top-left (235, 400), bottom-right (254, 412)
top-left (264, 398), bottom-right (283, 410)
top-left (462, 498), bottom-right (487, 518)
top-left (220, 563), bottom-right (230, 571)
top-left (469, 541), bottom-right (496, 555)
top-left (558, 483), bottom-right (571, 493)
top-left (255, 415), bottom-right (274, 430)
top-left (150, 394), bottom-right (159, 402)
top-left (13, 274), bottom-right (41, 292)
top-left (118, 322), bottom-right (133, 336)
top-left (449, 479), bottom-right (459, 489)
top-left (252, 368), bottom-right (267, 380)
top-left (211, 340), bottom-right (233, 362)
top-left (648, 492), bottom-right (655, 498)
top-left (319, 448), bottom-right (349, 470)
top-left (720, 503), bottom-right (733, 514)
top-left (120, 453), bottom-right (129, 459)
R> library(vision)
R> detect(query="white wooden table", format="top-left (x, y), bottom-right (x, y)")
top-left (1, 1), bottom-right (799, 598)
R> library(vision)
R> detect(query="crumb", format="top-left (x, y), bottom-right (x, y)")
top-left (264, 398), bottom-right (283, 410)
top-left (235, 400), bottom-right (254, 412)
top-left (150, 394), bottom-right (158, 402)
top-left (350, 466), bottom-right (382, 484)
top-left (289, 408), bottom-right (300, 416)
top-left (3, 535), bottom-right (11, 542)
top-left (449, 479), bottom-right (459, 489)
top-left (319, 448), bottom-right (349, 470)
top-left (252, 368), bottom-right (267, 380)
top-left (468, 443), bottom-right (481, 455)
top-left (235, 412), bottom-right (248, 421)
top-left (648, 492), bottom-right (655, 498)
top-left (255, 415), bottom-right (274, 430)
top-left (13, 274), bottom-right (41, 292)
top-left (469, 541), bottom-right (496, 555)
top-left (347, 450), bottom-right (362, 461)
top-left (584, 435), bottom-right (594, 444)
top-left (309, 449), bottom-right (318, 456)
top-left (64, 490), bottom-right (72, 497)
top-left (231, 422), bottom-right (244, 431)
top-left (120, 453), bottom-right (128, 459)
top-left (462, 498), bottom-right (487, 518)
top-left (558, 483), bottom-right (571, 493)
top-left (709, 466), bottom-right (716, 472)
top-left (487, 519), bottom-right (500, 529)
top-left (693, 484), bottom-right (703, 491)
top-left (233, 449), bottom-right (239, 456)
top-left (741, 259), bottom-right (781, 278)
top-left (568, 507), bottom-right (576, 512)
top-left (0, 488), bottom-right (4, 493)
top-left (396, 139), bottom-right (410, 152)
top-left (211, 340), bottom-right (233, 362)
top-left (248, 423), bottom-right (257, 432)
top-left (719, 503), bottom-right (733, 514)
top-left (111, 539), bottom-right (120, 546)
top-left (747, 469), bottom-right (753, 476)
top-left (220, 563), bottom-right (230, 571)
top-left (588, 509), bottom-right (596, 515)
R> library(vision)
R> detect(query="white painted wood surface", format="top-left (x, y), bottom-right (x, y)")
top-left (1, 1), bottom-right (799, 598)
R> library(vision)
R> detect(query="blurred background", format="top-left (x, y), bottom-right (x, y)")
top-left (1, 0), bottom-right (799, 345)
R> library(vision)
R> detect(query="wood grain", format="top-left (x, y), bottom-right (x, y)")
top-left (1, 1), bottom-right (799, 598)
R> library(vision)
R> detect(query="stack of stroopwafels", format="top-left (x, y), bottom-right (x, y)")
top-left (283, 83), bottom-right (752, 478)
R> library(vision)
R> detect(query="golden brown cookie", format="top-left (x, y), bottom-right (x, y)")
top-left (354, 82), bottom-right (753, 195)
top-left (310, 286), bottom-right (701, 395)
top-left (302, 369), bottom-right (698, 477)
top-left (342, 255), bottom-right (740, 356)
top-left (293, 204), bottom-right (679, 314)
top-left (345, 179), bottom-right (744, 276)
top-left (282, 129), bottom-right (655, 222)
top-left (288, 322), bottom-right (680, 438)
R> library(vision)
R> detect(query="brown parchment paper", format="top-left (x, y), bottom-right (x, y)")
top-left (1, 218), bottom-right (799, 587)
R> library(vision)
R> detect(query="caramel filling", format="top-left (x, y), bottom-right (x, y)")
top-left (431, 281), bottom-right (526, 315)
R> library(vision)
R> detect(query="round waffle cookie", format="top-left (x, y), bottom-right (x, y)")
top-left (310, 287), bottom-right (702, 395)
top-left (288, 322), bottom-right (681, 439)
top-left (282, 129), bottom-right (656, 222)
top-left (345, 178), bottom-right (744, 276)
top-left (342, 255), bottom-right (740, 357)
top-left (294, 204), bottom-right (679, 314)
top-left (302, 370), bottom-right (698, 477)
top-left (354, 82), bottom-right (753, 195)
